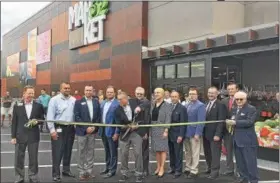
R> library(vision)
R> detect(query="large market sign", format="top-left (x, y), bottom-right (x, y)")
top-left (68, 0), bottom-right (109, 47)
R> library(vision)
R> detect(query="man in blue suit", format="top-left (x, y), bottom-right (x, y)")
top-left (74, 85), bottom-right (101, 181)
top-left (226, 91), bottom-right (259, 183)
top-left (99, 85), bottom-right (119, 178)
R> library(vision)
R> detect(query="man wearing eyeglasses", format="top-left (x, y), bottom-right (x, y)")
top-left (225, 91), bottom-right (258, 183)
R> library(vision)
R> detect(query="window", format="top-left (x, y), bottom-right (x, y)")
top-left (177, 63), bottom-right (190, 78)
top-left (164, 65), bottom-right (175, 79)
top-left (191, 61), bottom-right (205, 77)
top-left (156, 66), bottom-right (163, 79)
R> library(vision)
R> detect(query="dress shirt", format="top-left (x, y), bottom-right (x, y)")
top-left (47, 94), bottom-right (76, 133)
top-left (164, 98), bottom-right (172, 103)
top-left (102, 99), bottom-right (114, 123)
top-left (206, 99), bottom-right (216, 112)
top-left (25, 101), bottom-right (33, 119)
top-left (86, 97), bottom-right (93, 121)
top-left (172, 103), bottom-right (178, 110)
top-left (123, 104), bottom-right (132, 121)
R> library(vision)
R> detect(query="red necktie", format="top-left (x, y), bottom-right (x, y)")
top-left (229, 98), bottom-right (233, 110)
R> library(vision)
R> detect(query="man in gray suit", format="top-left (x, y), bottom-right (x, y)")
top-left (221, 83), bottom-right (238, 176)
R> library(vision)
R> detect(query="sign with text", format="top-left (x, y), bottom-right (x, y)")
top-left (68, 0), bottom-right (109, 49)
top-left (36, 30), bottom-right (51, 65)
top-left (6, 53), bottom-right (20, 77)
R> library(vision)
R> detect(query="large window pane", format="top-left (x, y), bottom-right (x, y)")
top-left (191, 61), bottom-right (205, 77)
top-left (165, 65), bottom-right (175, 79)
top-left (177, 63), bottom-right (190, 78)
top-left (156, 66), bottom-right (163, 79)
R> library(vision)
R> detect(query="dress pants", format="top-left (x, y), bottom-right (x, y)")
top-left (14, 142), bottom-right (39, 182)
top-left (184, 137), bottom-right (201, 174)
top-left (223, 131), bottom-right (234, 173)
top-left (77, 134), bottom-right (95, 177)
top-left (120, 132), bottom-right (143, 177)
top-left (203, 136), bottom-right (222, 177)
top-left (168, 139), bottom-right (183, 173)
top-left (101, 134), bottom-right (118, 174)
top-left (142, 137), bottom-right (149, 174)
top-left (51, 125), bottom-right (75, 178)
top-left (234, 141), bottom-right (259, 183)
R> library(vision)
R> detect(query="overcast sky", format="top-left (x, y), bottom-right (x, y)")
top-left (1, 2), bottom-right (51, 49)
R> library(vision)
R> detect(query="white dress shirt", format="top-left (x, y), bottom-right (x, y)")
top-left (25, 101), bottom-right (33, 119)
top-left (86, 98), bottom-right (93, 121)
top-left (102, 99), bottom-right (114, 123)
top-left (123, 104), bottom-right (132, 121)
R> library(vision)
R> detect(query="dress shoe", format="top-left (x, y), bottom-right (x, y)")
top-left (62, 171), bottom-right (75, 178)
top-left (152, 171), bottom-right (159, 176)
top-left (157, 172), bottom-right (164, 178)
top-left (14, 180), bottom-right (24, 183)
top-left (183, 170), bottom-right (190, 176)
top-left (52, 177), bottom-right (61, 182)
top-left (173, 172), bottom-right (181, 179)
top-left (222, 171), bottom-right (234, 176)
top-left (118, 175), bottom-right (128, 182)
top-left (168, 169), bottom-right (175, 174)
top-left (135, 176), bottom-right (143, 182)
top-left (187, 173), bottom-right (198, 179)
top-left (103, 172), bottom-right (115, 178)
top-left (100, 169), bottom-right (109, 175)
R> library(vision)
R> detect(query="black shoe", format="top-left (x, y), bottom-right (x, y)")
top-left (222, 171), bottom-right (234, 176)
top-left (119, 175), bottom-right (128, 182)
top-left (103, 172), bottom-right (115, 178)
top-left (168, 169), bottom-right (175, 174)
top-left (52, 177), bottom-right (61, 182)
top-left (100, 169), bottom-right (109, 175)
top-left (135, 176), bottom-right (143, 182)
top-left (183, 170), bottom-right (190, 176)
top-left (204, 170), bottom-right (211, 174)
top-left (187, 173), bottom-right (198, 179)
top-left (14, 180), bottom-right (24, 183)
top-left (173, 172), bottom-right (181, 179)
top-left (62, 171), bottom-right (75, 178)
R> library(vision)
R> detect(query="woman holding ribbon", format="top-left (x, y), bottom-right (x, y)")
top-left (150, 88), bottom-right (172, 178)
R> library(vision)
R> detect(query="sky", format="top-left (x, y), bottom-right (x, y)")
top-left (1, 2), bottom-right (51, 49)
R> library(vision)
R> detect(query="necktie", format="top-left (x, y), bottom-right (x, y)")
top-left (172, 104), bottom-right (176, 110)
top-left (206, 102), bottom-right (212, 113)
top-left (229, 98), bottom-right (233, 110)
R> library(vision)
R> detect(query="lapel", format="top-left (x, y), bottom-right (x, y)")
top-left (206, 100), bottom-right (216, 115)
top-left (120, 105), bottom-right (129, 122)
top-left (22, 100), bottom-right (36, 120)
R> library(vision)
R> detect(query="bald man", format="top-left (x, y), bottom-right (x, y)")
top-left (226, 91), bottom-right (258, 183)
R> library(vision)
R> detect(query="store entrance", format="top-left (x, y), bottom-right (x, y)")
top-left (211, 57), bottom-right (243, 90)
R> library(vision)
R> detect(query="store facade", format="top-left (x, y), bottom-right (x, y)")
top-left (1, 1), bottom-right (148, 97)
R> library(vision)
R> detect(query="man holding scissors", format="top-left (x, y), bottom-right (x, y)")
top-left (115, 92), bottom-right (144, 182)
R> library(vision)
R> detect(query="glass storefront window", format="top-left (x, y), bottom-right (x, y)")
top-left (191, 61), bottom-right (205, 77)
top-left (165, 65), bottom-right (175, 79)
top-left (177, 63), bottom-right (190, 78)
top-left (156, 66), bottom-right (163, 79)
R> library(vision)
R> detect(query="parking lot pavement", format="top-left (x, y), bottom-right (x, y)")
top-left (1, 127), bottom-right (279, 182)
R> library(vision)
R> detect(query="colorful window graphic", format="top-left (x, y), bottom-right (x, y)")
top-left (36, 30), bottom-right (51, 65)
top-left (6, 53), bottom-right (20, 77)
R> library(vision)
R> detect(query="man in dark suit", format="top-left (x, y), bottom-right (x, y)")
top-left (74, 85), bottom-right (101, 181)
top-left (133, 87), bottom-right (151, 176)
top-left (99, 85), bottom-right (119, 178)
top-left (115, 92), bottom-right (144, 182)
top-left (221, 83), bottom-right (238, 176)
top-left (11, 85), bottom-right (45, 183)
top-left (168, 91), bottom-right (186, 178)
top-left (203, 87), bottom-right (226, 179)
top-left (226, 91), bottom-right (259, 183)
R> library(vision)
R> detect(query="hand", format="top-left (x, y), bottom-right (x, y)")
top-left (11, 138), bottom-right (16, 145)
top-left (134, 107), bottom-right (141, 114)
top-left (194, 135), bottom-right (200, 141)
top-left (130, 125), bottom-right (138, 131)
top-left (274, 113), bottom-right (279, 119)
top-left (112, 134), bottom-right (119, 141)
top-left (226, 119), bottom-right (236, 125)
top-left (86, 127), bottom-right (95, 134)
top-left (213, 136), bottom-right (220, 141)
top-left (177, 136), bottom-right (183, 143)
top-left (162, 131), bottom-right (168, 138)
top-left (143, 133), bottom-right (148, 140)
top-left (51, 131), bottom-right (58, 140)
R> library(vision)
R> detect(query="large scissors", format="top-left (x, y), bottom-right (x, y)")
top-left (121, 113), bottom-right (139, 140)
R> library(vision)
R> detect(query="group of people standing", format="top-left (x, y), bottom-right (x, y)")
top-left (10, 82), bottom-right (260, 183)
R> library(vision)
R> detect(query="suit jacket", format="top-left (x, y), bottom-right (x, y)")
top-left (169, 103), bottom-right (187, 142)
top-left (115, 102), bottom-right (137, 140)
top-left (204, 100), bottom-right (226, 141)
top-left (98, 99), bottom-right (119, 137)
top-left (129, 98), bottom-right (151, 136)
top-left (11, 100), bottom-right (45, 144)
top-left (150, 101), bottom-right (172, 129)
top-left (221, 97), bottom-right (237, 118)
top-left (74, 97), bottom-right (101, 136)
top-left (232, 103), bottom-right (258, 147)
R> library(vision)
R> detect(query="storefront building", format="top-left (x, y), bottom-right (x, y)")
top-left (1, 1), bottom-right (279, 160)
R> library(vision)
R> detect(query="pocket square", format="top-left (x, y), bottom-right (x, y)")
top-left (81, 102), bottom-right (86, 105)
top-left (241, 113), bottom-right (245, 116)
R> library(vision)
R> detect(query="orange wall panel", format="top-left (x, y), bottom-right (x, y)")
top-left (70, 69), bottom-right (111, 83)
top-left (20, 35), bottom-right (28, 51)
top-left (1, 78), bottom-right (7, 97)
top-left (36, 70), bottom-right (51, 85)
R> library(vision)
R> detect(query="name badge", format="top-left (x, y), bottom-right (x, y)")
top-left (81, 102), bottom-right (86, 105)
top-left (18, 103), bottom-right (23, 106)
top-left (57, 127), bottom-right (62, 133)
